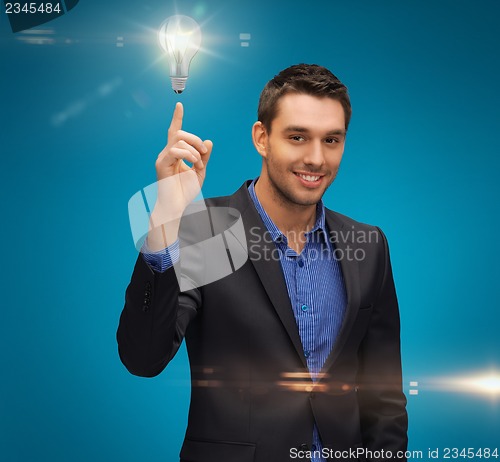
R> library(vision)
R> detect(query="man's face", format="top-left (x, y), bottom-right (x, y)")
top-left (256, 93), bottom-right (346, 208)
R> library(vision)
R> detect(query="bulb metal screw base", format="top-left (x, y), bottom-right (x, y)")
top-left (171, 76), bottom-right (188, 94)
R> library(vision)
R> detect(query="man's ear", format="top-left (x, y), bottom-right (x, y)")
top-left (252, 121), bottom-right (268, 158)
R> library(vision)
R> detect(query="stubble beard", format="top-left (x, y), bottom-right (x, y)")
top-left (264, 146), bottom-right (337, 209)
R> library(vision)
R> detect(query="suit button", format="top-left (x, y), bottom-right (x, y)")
top-left (142, 304), bottom-right (150, 312)
top-left (299, 443), bottom-right (309, 451)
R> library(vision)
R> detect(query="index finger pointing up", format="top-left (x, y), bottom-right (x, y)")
top-left (168, 102), bottom-right (183, 136)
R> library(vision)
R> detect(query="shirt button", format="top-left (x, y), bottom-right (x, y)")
top-left (297, 259), bottom-right (304, 267)
top-left (304, 350), bottom-right (310, 358)
top-left (312, 445), bottom-right (317, 451)
top-left (301, 304), bottom-right (309, 312)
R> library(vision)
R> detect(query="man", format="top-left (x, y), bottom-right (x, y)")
top-left (117, 64), bottom-right (408, 462)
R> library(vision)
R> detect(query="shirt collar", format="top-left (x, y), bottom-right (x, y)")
top-left (248, 178), bottom-right (327, 245)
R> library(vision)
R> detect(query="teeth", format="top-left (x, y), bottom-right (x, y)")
top-left (298, 174), bottom-right (320, 182)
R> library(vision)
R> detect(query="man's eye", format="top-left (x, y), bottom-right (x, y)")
top-left (290, 135), bottom-right (305, 142)
top-left (325, 138), bottom-right (339, 144)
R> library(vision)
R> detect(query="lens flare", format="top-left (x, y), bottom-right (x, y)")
top-left (429, 371), bottom-right (500, 396)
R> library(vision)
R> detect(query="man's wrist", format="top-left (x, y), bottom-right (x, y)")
top-left (141, 239), bottom-right (180, 272)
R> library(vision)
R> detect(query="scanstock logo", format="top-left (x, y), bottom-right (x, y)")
top-left (4, 0), bottom-right (80, 33)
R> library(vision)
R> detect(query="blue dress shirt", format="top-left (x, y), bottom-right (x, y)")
top-left (247, 181), bottom-right (347, 462)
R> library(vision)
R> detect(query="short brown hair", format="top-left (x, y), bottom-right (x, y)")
top-left (257, 63), bottom-right (351, 132)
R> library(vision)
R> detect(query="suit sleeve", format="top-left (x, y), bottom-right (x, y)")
top-left (356, 227), bottom-right (408, 459)
top-left (141, 239), bottom-right (180, 272)
top-left (116, 254), bottom-right (200, 377)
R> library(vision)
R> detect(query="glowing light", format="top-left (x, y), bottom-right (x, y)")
top-left (429, 371), bottom-right (500, 397)
top-left (464, 374), bottom-right (500, 394)
top-left (158, 15), bottom-right (202, 94)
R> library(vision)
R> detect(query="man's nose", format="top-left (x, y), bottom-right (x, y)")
top-left (303, 140), bottom-right (325, 167)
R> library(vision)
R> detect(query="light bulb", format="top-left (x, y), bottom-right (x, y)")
top-left (158, 15), bottom-right (202, 94)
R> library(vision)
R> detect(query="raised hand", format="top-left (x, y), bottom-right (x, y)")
top-left (148, 103), bottom-right (213, 251)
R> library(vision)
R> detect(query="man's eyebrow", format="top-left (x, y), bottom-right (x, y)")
top-left (282, 126), bottom-right (346, 136)
top-left (325, 129), bottom-right (347, 136)
top-left (283, 126), bottom-right (310, 133)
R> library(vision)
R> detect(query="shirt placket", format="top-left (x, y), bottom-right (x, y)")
top-left (295, 240), bottom-right (316, 375)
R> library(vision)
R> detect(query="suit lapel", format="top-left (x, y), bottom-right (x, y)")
top-left (319, 210), bottom-right (361, 377)
top-left (227, 182), bottom-right (308, 368)
top-left (226, 183), bottom-right (362, 373)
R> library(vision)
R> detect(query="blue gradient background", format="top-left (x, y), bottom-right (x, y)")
top-left (1, 1), bottom-right (498, 460)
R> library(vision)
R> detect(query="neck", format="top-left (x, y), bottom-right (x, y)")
top-left (254, 176), bottom-right (318, 236)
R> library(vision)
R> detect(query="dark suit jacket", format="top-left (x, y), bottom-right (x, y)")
top-left (117, 180), bottom-right (408, 462)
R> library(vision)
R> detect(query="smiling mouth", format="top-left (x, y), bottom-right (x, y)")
top-left (294, 172), bottom-right (324, 182)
